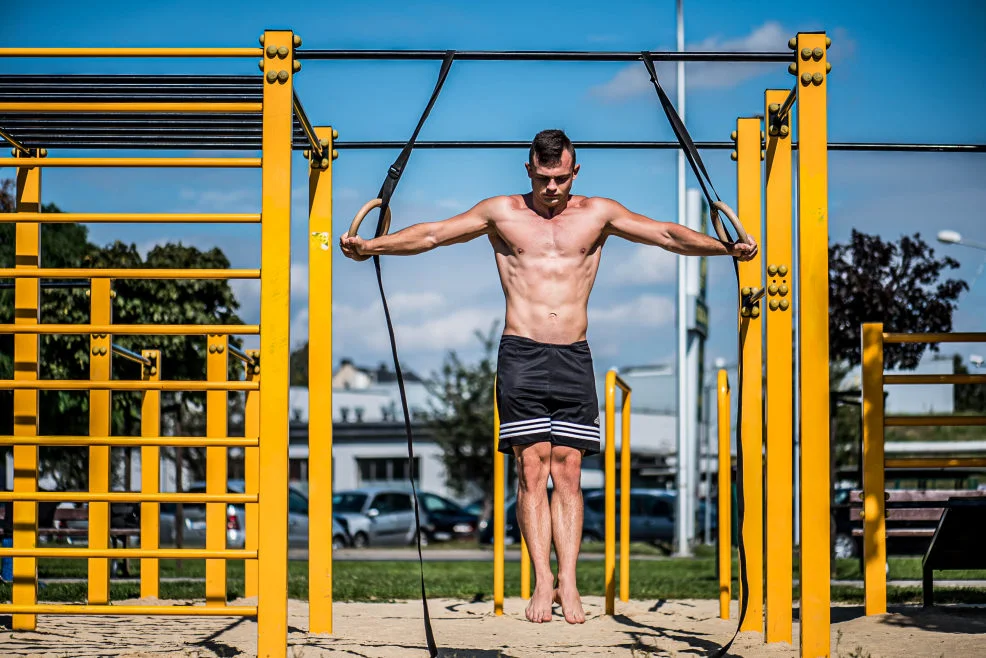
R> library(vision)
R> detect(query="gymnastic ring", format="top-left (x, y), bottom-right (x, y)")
top-left (710, 200), bottom-right (755, 249)
top-left (347, 197), bottom-right (393, 239)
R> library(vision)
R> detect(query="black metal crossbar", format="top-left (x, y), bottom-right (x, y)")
top-left (334, 140), bottom-right (986, 153)
top-left (294, 49), bottom-right (794, 62)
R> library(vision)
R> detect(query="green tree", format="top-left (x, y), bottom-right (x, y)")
top-left (954, 355), bottom-right (986, 413)
top-left (425, 321), bottom-right (500, 507)
top-left (0, 179), bottom-right (246, 489)
top-left (829, 229), bottom-right (968, 371)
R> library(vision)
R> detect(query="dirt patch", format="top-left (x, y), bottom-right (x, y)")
top-left (1, 597), bottom-right (984, 656)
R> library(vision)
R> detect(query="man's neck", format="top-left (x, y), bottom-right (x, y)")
top-left (526, 193), bottom-right (568, 219)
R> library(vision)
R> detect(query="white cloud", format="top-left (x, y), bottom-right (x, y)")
top-left (612, 246), bottom-right (676, 284)
top-left (589, 21), bottom-right (791, 102)
top-left (387, 291), bottom-right (445, 315)
top-left (589, 294), bottom-right (675, 327)
top-left (290, 307), bottom-right (309, 349)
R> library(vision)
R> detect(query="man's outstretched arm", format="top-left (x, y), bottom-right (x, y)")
top-left (340, 198), bottom-right (496, 260)
top-left (599, 198), bottom-right (757, 261)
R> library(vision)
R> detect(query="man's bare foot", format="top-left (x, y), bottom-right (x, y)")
top-left (525, 584), bottom-right (554, 623)
top-left (553, 584), bottom-right (586, 624)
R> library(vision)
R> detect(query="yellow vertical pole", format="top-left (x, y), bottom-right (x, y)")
top-left (12, 155), bottom-right (40, 630)
top-left (520, 534), bottom-right (530, 600)
top-left (735, 116), bottom-right (764, 635)
top-left (493, 381), bottom-right (504, 615)
top-left (796, 31), bottom-right (831, 657)
top-left (717, 370), bottom-right (731, 620)
top-left (308, 125), bottom-right (334, 633)
top-left (244, 350), bottom-right (260, 599)
top-left (206, 334), bottom-right (228, 606)
top-left (764, 88), bottom-right (794, 645)
top-left (861, 323), bottom-right (886, 615)
top-left (88, 278), bottom-right (112, 604)
top-left (604, 370), bottom-right (616, 615)
top-left (140, 350), bottom-right (161, 599)
top-left (619, 387), bottom-right (630, 603)
top-left (257, 28), bottom-right (293, 658)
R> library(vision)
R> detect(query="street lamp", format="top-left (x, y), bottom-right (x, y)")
top-left (937, 229), bottom-right (986, 251)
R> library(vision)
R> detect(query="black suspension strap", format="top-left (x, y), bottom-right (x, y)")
top-left (640, 52), bottom-right (751, 657)
top-left (357, 50), bottom-right (456, 658)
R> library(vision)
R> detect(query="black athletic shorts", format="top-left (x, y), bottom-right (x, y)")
top-left (495, 335), bottom-right (601, 455)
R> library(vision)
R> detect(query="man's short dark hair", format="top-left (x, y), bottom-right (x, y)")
top-left (529, 129), bottom-right (576, 167)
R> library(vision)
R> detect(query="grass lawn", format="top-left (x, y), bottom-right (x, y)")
top-left (3, 549), bottom-right (985, 605)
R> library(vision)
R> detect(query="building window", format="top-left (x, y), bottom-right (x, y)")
top-left (289, 458), bottom-right (308, 482)
top-left (357, 457), bottom-right (419, 485)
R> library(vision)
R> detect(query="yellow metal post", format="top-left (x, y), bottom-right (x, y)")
top-left (12, 155), bottom-right (40, 630)
top-left (140, 350), bottom-right (161, 599)
top-left (619, 385), bottom-right (630, 603)
top-left (493, 382), bottom-right (504, 615)
top-left (206, 334), bottom-right (228, 606)
top-left (257, 28), bottom-right (293, 658)
top-left (861, 323), bottom-right (886, 615)
top-left (88, 278), bottom-right (112, 604)
top-left (796, 31), bottom-right (831, 657)
top-left (604, 371), bottom-right (617, 615)
top-left (244, 350), bottom-right (260, 598)
top-left (520, 534), bottom-right (530, 600)
top-left (735, 116), bottom-right (764, 635)
top-left (308, 126), bottom-right (334, 633)
top-left (717, 370), bottom-right (731, 620)
top-left (764, 88), bottom-right (794, 645)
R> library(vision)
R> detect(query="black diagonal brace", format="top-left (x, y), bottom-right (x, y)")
top-left (368, 50), bottom-right (455, 658)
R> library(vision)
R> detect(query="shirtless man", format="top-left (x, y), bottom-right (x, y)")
top-left (340, 129), bottom-right (757, 625)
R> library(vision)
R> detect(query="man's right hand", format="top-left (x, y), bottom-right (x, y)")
top-left (340, 234), bottom-right (371, 261)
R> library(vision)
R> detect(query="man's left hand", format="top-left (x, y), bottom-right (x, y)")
top-left (728, 238), bottom-right (758, 262)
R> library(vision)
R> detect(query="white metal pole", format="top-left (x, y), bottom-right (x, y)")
top-left (674, 0), bottom-right (691, 557)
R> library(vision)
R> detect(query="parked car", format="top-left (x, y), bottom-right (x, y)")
top-left (333, 487), bottom-right (433, 548)
top-left (418, 492), bottom-right (480, 541)
top-left (161, 480), bottom-right (350, 550)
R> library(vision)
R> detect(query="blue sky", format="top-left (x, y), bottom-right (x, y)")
top-left (3, 1), bottom-right (985, 401)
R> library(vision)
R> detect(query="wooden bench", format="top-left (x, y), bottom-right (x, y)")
top-left (922, 497), bottom-right (986, 606)
top-left (1, 502), bottom-right (142, 575)
top-left (849, 490), bottom-right (986, 548)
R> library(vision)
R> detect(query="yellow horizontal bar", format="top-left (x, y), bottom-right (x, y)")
top-left (0, 548), bottom-right (256, 559)
top-left (0, 380), bottom-right (258, 392)
top-left (886, 457), bottom-right (986, 469)
top-left (0, 47), bottom-right (263, 58)
top-left (611, 373), bottom-right (632, 395)
top-left (886, 415), bottom-right (986, 427)
top-left (0, 436), bottom-right (259, 447)
top-left (0, 324), bottom-right (259, 335)
top-left (0, 158), bottom-right (262, 168)
top-left (883, 332), bottom-right (986, 344)
top-left (0, 213), bottom-right (260, 223)
top-left (0, 604), bottom-right (257, 616)
top-left (884, 374), bottom-right (986, 385)
top-left (0, 268), bottom-right (259, 279)
top-left (0, 492), bottom-right (256, 503)
top-left (0, 102), bottom-right (262, 113)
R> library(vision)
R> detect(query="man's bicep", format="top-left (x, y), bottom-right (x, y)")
top-left (432, 203), bottom-right (494, 245)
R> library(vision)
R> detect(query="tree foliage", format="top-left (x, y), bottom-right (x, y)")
top-left (954, 355), bottom-right (986, 413)
top-left (425, 322), bottom-right (500, 503)
top-left (0, 179), bottom-right (246, 489)
top-left (829, 230), bottom-right (968, 371)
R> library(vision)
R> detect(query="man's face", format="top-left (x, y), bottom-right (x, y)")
top-left (526, 150), bottom-right (579, 209)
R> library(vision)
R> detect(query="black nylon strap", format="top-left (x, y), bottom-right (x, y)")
top-left (639, 52), bottom-right (749, 657)
top-left (369, 50), bottom-right (455, 658)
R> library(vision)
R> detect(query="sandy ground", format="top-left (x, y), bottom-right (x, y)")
top-left (2, 596), bottom-right (985, 657)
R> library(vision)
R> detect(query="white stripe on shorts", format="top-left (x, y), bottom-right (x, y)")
top-left (552, 420), bottom-right (600, 435)
top-left (498, 425), bottom-right (552, 439)
top-left (551, 430), bottom-right (601, 443)
top-left (499, 417), bottom-right (551, 430)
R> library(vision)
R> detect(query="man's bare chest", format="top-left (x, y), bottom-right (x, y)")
top-left (495, 216), bottom-right (602, 257)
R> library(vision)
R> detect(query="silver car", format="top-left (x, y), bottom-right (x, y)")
top-left (332, 487), bottom-right (431, 548)
top-left (160, 480), bottom-right (349, 550)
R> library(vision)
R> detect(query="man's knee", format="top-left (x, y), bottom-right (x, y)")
top-left (514, 442), bottom-right (551, 491)
top-left (549, 446), bottom-right (583, 491)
